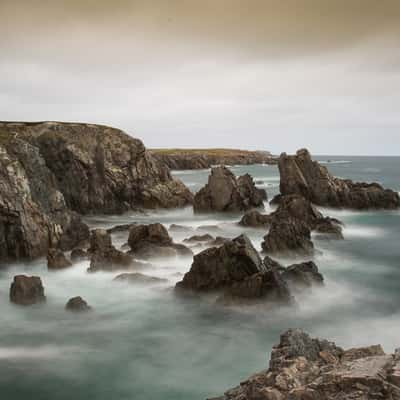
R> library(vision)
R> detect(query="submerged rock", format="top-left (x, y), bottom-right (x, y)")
top-left (238, 209), bottom-right (272, 228)
top-left (114, 273), bottom-right (168, 285)
top-left (87, 229), bottom-right (133, 272)
top-left (279, 148), bottom-right (400, 209)
top-left (281, 261), bottom-right (324, 288)
top-left (128, 223), bottom-right (192, 259)
top-left (183, 234), bottom-right (214, 243)
top-left (193, 166), bottom-right (266, 213)
top-left (47, 248), bottom-right (72, 270)
top-left (70, 248), bottom-right (88, 262)
top-left (210, 329), bottom-right (400, 400)
top-left (65, 296), bottom-right (92, 312)
top-left (10, 275), bottom-right (46, 305)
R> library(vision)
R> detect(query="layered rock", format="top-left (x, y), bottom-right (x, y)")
top-left (194, 166), bottom-right (266, 213)
top-left (65, 296), bottom-right (92, 312)
top-left (150, 148), bottom-right (276, 170)
top-left (87, 229), bottom-right (133, 272)
top-left (9, 275), bottom-right (46, 305)
top-left (279, 148), bottom-right (400, 209)
top-left (128, 223), bottom-right (192, 259)
top-left (47, 248), bottom-right (72, 270)
top-left (210, 329), bottom-right (400, 400)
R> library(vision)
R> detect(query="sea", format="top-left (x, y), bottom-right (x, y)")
top-left (0, 156), bottom-right (399, 399)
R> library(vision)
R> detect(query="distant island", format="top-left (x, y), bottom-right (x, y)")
top-left (149, 148), bottom-right (277, 170)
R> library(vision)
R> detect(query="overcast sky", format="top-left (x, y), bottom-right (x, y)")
top-left (1, 0), bottom-right (400, 155)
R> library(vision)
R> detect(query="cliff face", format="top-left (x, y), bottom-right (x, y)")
top-left (0, 121), bottom-right (193, 261)
top-left (150, 149), bottom-right (276, 170)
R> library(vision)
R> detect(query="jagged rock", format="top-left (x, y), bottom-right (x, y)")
top-left (262, 217), bottom-right (314, 257)
top-left (9, 275), bottom-right (46, 305)
top-left (193, 166), bottom-right (266, 213)
top-left (209, 329), bottom-right (400, 400)
top-left (263, 255), bottom-right (286, 272)
top-left (279, 148), bottom-right (400, 209)
top-left (87, 229), bottom-right (133, 272)
top-left (183, 234), bottom-right (214, 243)
top-left (47, 248), bottom-right (72, 270)
top-left (70, 248), bottom-right (88, 262)
top-left (281, 261), bottom-right (324, 288)
top-left (65, 296), bottom-right (92, 312)
top-left (239, 209), bottom-right (272, 228)
top-left (113, 273), bottom-right (168, 285)
top-left (177, 235), bottom-right (266, 291)
top-left (0, 134), bottom-right (89, 261)
top-left (313, 217), bottom-right (344, 239)
top-left (128, 223), bottom-right (192, 259)
top-left (210, 237), bottom-right (230, 246)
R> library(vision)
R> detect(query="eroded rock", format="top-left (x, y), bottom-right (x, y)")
top-left (10, 275), bottom-right (46, 305)
top-left (47, 248), bottom-right (72, 270)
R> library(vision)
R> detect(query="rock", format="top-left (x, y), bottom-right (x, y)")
top-left (87, 229), bottom-right (133, 272)
top-left (113, 273), bottom-right (168, 285)
top-left (10, 275), bottom-right (46, 305)
top-left (176, 235), bottom-right (266, 292)
top-left (183, 234), bottom-right (214, 243)
top-left (279, 148), bottom-right (400, 209)
top-left (210, 236), bottom-right (230, 246)
top-left (128, 223), bottom-right (192, 259)
top-left (262, 217), bottom-right (314, 257)
top-left (169, 224), bottom-right (194, 234)
top-left (106, 223), bottom-right (136, 234)
top-left (65, 296), bottom-right (92, 312)
top-left (70, 248), bottom-right (88, 262)
top-left (149, 148), bottom-right (277, 170)
top-left (313, 217), bottom-right (343, 240)
top-left (193, 166), bottom-right (266, 213)
top-left (281, 261), bottom-right (324, 288)
top-left (0, 134), bottom-right (89, 261)
top-left (239, 209), bottom-right (272, 228)
top-left (196, 225), bottom-right (223, 234)
top-left (47, 248), bottom-right (72, 270)
top-left (263, 256), bottom-right (286, 272)
top-left (341, 345), bottom-right (385, 362)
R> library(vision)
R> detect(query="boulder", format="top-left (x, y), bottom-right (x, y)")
top-left (65, 296), bottom-right (92, 312)
top-left (113, 273), bottom-right (168, 285)
top-left (183, 234), bottom-right (214, 243)
top-left (106, 223), bottom-right (136, 234)
top-left (47, 248), bottom-right (72, 270)
top-left (193, 166), bottom-right (266, 213)
top-left (279, 148), bottom-right (400, 209)
top-left (128, 223), bottom-right (192, 259)
top-left (239, 209), bottom-right (272, 228)
top-left (281, 261), bottom-right (324, 288)
top-left (10, 275), bottom-right (46, 305)
top-left (87, 229), bottom-right (133, 272)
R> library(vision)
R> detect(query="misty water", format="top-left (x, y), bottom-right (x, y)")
top-left (1, 156), bottom-right (400, 400)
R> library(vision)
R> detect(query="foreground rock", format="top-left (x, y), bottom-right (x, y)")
top-left (128, 223), bottom-right (192, 259)
top-left (10, 275), bottom-right (46, 305)
top-left (176, 235), bottom-right (293, 305)
top-left (114, 273), bottom-right (168, 285)
top-left (150, 148), bottom-right (276, 170)
top-left (194, 166), bottom-right (266, 213)
top-left (65, 296), bottom-right (92, 312)
top-left (209, 329), bottom-right (400, 400)
top-left (0, 121), bottom-right (194, 262)
top-left (88, 229), bottom-right (133, 272)
top-left (279, 148), bottom-right (400, 209)
top-left (47, 248), bottom-right (72, 270)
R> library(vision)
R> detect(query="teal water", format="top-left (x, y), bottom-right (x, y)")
top-left (0, 156), bottom-right (399, 399)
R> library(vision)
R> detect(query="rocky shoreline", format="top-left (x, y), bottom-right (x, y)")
top-left (150, 148), bottom-right (277, 170)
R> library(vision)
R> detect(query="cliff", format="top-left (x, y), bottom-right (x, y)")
top-left (150, 148), bottom-right (277, 170)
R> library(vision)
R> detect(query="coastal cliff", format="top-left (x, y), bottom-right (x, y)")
top-left (150, 148), bottom-right (277, 170)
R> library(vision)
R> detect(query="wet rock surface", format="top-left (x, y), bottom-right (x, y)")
top-left (193, 166), bottom-right (266, 213)
top-left (65, 296), bottom-right (92, 312)
top-left (279, 148), bottom-right (400, 209)
top-left (210, 329), bottom-right (400, 400)
top-left (47, 248), bottom-right (72, 270)
top-left (9, 275), bottom-right (46, 305)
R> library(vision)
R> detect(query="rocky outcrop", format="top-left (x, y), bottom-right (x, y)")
top-left (9, 275), bottom-right (46, 305)
top-left (47, 248), bottom-right (72, 270)
top-left (194, 167), bottom-right (266, 213)
top-left (238, 209), bottom-right (272, 228)
top-left (128, 223), bottom-right (192, 259)
top-left (281, 261), bottom-right (324, 288)
top-left (65, 296), bottom-right (92, 312)
top-left (209, 329), bottom-right (400, 400)
top-left (150, 148), bottom-right (276, 170)
top-left (279, 148), bottom-right (400, 209)
top-left (176, 235), bottom-right (293, 305)
top-left (114, 273), bottom-right (168, 285)
top-left (87, 229), bottom-right (133, 272)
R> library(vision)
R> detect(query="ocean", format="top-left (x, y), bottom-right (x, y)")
top-left (0, 156), bottom-right (399, 399)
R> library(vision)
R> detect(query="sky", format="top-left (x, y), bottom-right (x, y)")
top-left (1, 0), bottom-right (400, 155)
